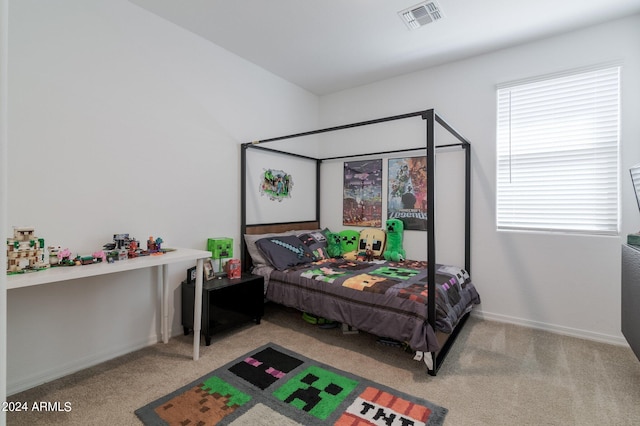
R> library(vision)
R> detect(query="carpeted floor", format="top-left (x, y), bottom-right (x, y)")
top-left (7, 303), bottom-right (640, 425)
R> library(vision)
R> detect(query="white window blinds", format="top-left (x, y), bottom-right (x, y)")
top-left (496, 66), bottom-right (620, 235)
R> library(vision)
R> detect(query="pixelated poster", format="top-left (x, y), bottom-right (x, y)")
top-left (388, 156), bottom-right (427, 231)
top-left (343, 160), bottom-right (382, 227)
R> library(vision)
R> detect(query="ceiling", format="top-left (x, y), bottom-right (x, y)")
top-left (130, 0), bottom-right (640, 95)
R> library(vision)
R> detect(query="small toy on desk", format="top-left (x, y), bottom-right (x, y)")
top-left (103, 234), bottom-right (166, 260)
top-left (57, 248), bottom-right (75, 266)
top-left (92, 250), bottom-right (106, 262)
top-left (48, 246), bottom-right (61, 266)
top-left (75, 255), bottom-right (94, 266)
top-left (6, 226), bottom-right (49, 273)
top-left (128, 240), bottom-right (139, 258)
top-left (147, 236), bottom-right (164, 255)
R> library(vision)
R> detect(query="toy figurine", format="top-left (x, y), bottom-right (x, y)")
top-left (92, 250), bottom-right (106, 263)
top-left (364, 246), bottom-right (374, 262)
top-left (48, 246), bottom-right (61, 266)
top-left (117, 248), bottom-right (127, 261)
top-left (128, 240), bottom-right (139, 258)
top-left (56, 248), bottom-right (75, 266)
top-left (147, 236), bottom-right (157, 252)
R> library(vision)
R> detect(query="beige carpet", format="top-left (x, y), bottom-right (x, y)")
top-left (7, 303), bottom-right (640, 425)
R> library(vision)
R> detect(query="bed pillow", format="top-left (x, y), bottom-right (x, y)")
top-left (297, 230), bottom-right (329, 260)
top-left (255, 235), bottom-right (316, 271)
top-left (245, 229), bottom-right (323, 268)
top-left (244, 231), bottom-right (296, 268)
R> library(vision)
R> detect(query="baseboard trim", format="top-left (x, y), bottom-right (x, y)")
top-left (472, 310), bottom-right (628, 347)
top-left (7, 334), bottom-right (160, 396)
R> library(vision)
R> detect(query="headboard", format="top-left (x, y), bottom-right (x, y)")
top-left (242, 220), bottom-right (320, 272)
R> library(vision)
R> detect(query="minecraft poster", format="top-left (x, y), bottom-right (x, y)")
top-left (259, 169), bottom-right (292, 202)
top-left (388, 156), bottom-right (427, 231)
top-left (343, 160), bottom-right (382, 227)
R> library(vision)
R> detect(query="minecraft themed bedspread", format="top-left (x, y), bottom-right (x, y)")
top-left (264, 258), bottom-right (480, 353)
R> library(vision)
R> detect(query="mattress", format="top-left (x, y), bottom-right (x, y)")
top-left (261, 257), bottom-right (480, 353)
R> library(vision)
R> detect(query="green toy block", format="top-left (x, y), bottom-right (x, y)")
top-left (207, 237), bottom-right (233, 259)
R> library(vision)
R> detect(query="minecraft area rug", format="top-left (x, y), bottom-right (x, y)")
top-left (135, 343), bottom-right (447, 426)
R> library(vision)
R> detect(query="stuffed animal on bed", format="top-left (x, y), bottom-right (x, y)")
top-left (357, 228), bottom-right (386, 259)
top-left (343, 228), bottom-right (387, 261)
top-left (324, 230), bottom-right (343, 258)
top-left (383, 219), bottom-right (406, 262)
top-left (339, 229), bottom-right (360, 260)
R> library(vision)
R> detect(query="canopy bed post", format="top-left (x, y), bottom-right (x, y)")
top-left (465, 141), bottom-right (471, 273)
top-left (316, 158), bottom-right (321, 222)
top-left (241, 143), bottom-right (248, 272)
top-left (424, 109), bottom-right (438, 375)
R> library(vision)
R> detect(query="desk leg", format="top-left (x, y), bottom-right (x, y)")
top-left (193, 258), bottom-right (204, 361)
top-left (162, 264), bottom-right (169, 344)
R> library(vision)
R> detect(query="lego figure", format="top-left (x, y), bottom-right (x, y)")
top-left (147, 236), bottom-right (157, 252)
top-left (6, 226), bottom-right (50, 273)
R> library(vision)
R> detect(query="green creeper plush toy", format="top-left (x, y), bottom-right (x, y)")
top-left (383, 219), bottom-right (406, 262)
top-left (324, 231), bottom-right (343, 258)
top-left (339, 229), bottom-right (360, 259)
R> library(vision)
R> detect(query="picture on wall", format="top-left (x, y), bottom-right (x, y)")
top-left (259, 168), bottom-right (293, 202)
top-left (343, 160), bottom-right (382, 227)
top-left (388, 156), bottom-right (428, 231)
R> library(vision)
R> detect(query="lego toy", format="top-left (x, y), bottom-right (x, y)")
top-left (147, 236), bottom-right (163, 253)
top-left (6, 226), bottom-right (50, 273)
top-left (57, 248), bottom-right (75, 266)
top-left (48, 246), bottom-right (60, 265)
top-left (103, 234), bottom-right (165, 260)
top-left (92, 250), bottom-right (107, 262)
top-left (7, 230), bottom-right (169, 273)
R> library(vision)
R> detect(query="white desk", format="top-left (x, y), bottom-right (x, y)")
top-left (7, 248), bottom-right (212, 361)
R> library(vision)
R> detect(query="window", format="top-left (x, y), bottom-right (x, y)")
top-left (496, 66), bottom-right (620, 235)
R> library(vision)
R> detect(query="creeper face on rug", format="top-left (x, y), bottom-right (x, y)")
top-left (383, 218), bottom-right (406, 262)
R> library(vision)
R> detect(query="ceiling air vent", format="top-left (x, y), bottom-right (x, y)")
top-left (399, 1), bottom-right (445, 30)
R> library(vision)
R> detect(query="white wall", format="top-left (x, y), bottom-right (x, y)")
top-left (5, 0), bottom-right (318, 394)
top-left (319, 14), bottom-right (640, 345)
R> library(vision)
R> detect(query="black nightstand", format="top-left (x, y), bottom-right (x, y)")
top-left (181, 273), bottom-right (264, 345)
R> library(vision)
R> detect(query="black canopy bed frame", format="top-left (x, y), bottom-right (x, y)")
top-left (240, 109), bottom-right (472, 375)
